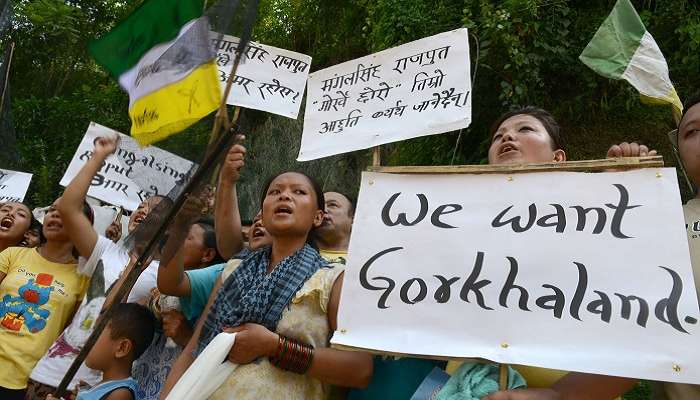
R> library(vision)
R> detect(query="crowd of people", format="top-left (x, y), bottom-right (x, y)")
top-left (0, 93), bottom-right (698, 400)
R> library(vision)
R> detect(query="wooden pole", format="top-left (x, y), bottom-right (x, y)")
top-left (499, 363), bottom-right (508, 390)
top-left (669, 108), bottom-right (694, 194)
top-left (372, 146), bottom-right (381, 167)
top-left (0, 41), bottom-right (15, 116)
top-left (55, 128), bottom-right (240, 397)
top-left (56, 16), bottom-right (254, 400)
top-left (366, 156), bottom-right (664, 174)
top-left (206, 50), bottom-right (243, 155)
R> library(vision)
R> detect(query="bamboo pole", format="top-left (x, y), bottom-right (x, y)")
top-left (55, 130), bottom-right (239, 397)
top-left (372, 146), bottom-right (381, 167)
top-left (499, 363), bottom-right (508, 390)
top-left (366, 156), bottom-right (664, 174)
top-left (55, 17), bottom-right (253, 400)
top-left (0, 41), bottom-right (15, 116)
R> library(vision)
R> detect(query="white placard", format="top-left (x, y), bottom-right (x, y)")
top-left (60, 122), bottom-right (194, 211)
top-left (334, 169), bottom-right (700, 384)
top-left (212, 33), bottom-right (311, 119)
top-left (0, 169), bottom-right (32, 202)
top-left (298, 28), bottom-right (471, 161)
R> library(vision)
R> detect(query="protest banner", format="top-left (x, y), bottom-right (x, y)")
top-left (297, 28), bottom-right (471, 161)
top-left (0, 169), bottom-right (32, 202)
top-left (212, 33), bottom-right (311, 119)
top-left (333, 167), bottom-right (700, 384)
top-left (59, 122), bottom-right (195, 211)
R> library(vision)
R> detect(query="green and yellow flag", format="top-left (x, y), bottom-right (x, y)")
top-left (580, 0), bottom-right (682, 121)
top-left (89, 0), bottom-right (221, 145)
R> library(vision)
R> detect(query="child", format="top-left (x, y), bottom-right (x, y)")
top-left (49, 303), bottom-right (155, 400)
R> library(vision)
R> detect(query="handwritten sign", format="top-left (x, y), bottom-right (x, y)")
top-left (298, 28), bottom-right (471, 161)
top-left (0, 169), bottom-right (32, 202)
top-left (212, 33), bottom-right (311, 119)
top-left (334, 169), bottom-right (700, 384)
top-left (60, 122), bottom-right (194, 211)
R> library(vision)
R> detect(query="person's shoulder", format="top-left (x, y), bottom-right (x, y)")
top-left (79, 236), bottom-right (126, 276)
top-left (315, 262), bottom-right (345, 279)
top-left (102, 387), bottom-right (134, 400)
top-left (186, 262), bottom-right (226, 283)
top-left (294, 264), bottom-right (344, 312)
top-left (92, 235), bottom-right (127, 262)
top-left (683, 198), bottom-right (700, 215)
top-left (1, 246), bottom-right (31, 261)
top-left (6, 245), bottom-right (31, 254)
top-left (202, 262), bottom-right (227, 273)
top-left (220, 258), bottom-right (243, 282)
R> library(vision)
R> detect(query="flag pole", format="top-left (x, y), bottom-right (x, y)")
top-left (54, 127), bottom-right (240, 397)
top-left (499, 363), bottom-right (508, 390)
top-left (372, 146), bottom-right (381, 167)
top-left (0, 41), bottom-right (15, 117)
top-left (54, 3), bottom-right (258, 395)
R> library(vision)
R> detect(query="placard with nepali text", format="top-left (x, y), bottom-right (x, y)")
top-left (333, 169), bottom-right (700, 384)
top-left (298, 28), bottom-right (471, 161)
top-left (0, 169), bottom-right (32, 202)
top-left (60, 122), bottom-right (194, 211)
top-left (212, 33), bottom-right (311, 119)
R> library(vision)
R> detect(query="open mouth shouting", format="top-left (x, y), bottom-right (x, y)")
top-left (0, 217), bottom-right (13, 232)
top-left (497, 142), bottom-right (519, 158)
top-left (44, 219), bottom-right (63, 232)
top-left (273, 204), bottom-right (293, 217)
top-left (251, 226), bottom-right (266, 238)
top-left (133, 214), bottom-right (147, 225)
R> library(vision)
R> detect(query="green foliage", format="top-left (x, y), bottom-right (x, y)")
top-left (359, 0), bottom-right (463, 51)
top-left (255, 0), bottom-right (368, 67)
top-left (623, 380), bottom-right (653, 400)
top-left (5, 0), bottom-right (700, 212)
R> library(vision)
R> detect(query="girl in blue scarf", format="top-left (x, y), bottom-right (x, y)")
top-left (162, 171), bottom-right (373, 400)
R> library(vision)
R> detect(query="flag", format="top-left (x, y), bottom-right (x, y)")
top-left (89, 0), bottom-right (221, 146)
top-left (579, 0), bottom-right (682, 121)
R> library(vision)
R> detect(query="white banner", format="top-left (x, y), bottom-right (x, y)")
top-left (60, 122), bottom-right (194, 211)
top-left (298, 28), bottom-right (471, 161)
top-left (212, 33), bottom-right (311, 119)
top-left (334, 169), bottom-right (700, 384)
top-left (0, 169), bottom-right (32, 202)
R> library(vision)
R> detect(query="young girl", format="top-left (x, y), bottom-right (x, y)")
top-left (20, 219), bottom-right (45, 248)
top-left (27, 136), bottom-right (163, 399)
top-left (0, 200), bottom-right (92, 399)
top-left (162, 171), bottom-right (373, 399)
top-left (480, 107), bottom-right (649, 400)
top-left (0, 202), bottom-right (34, 252)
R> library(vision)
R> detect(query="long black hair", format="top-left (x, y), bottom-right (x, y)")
top-left (195, 219), bottom-right (224, 265)
top-left (1, 202), bottom-right (35, 246)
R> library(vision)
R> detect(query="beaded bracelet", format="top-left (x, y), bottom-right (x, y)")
top-left (270, 334), bottom-right (315, 374)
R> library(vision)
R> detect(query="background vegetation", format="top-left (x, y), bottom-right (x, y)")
top-left (6, 0), bottom-right (698, 216)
